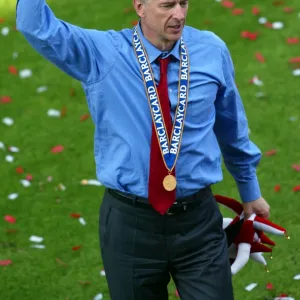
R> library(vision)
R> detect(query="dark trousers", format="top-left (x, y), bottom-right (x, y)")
top-left (99, 188), bottom-right (234, 300)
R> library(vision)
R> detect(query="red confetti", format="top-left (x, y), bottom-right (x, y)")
top-left (283, 7), bottom-right (294, 13)
top-left (0, 18), bottom-right (5, 24)
top-left (241, 31), bottom-right (259, 41)
top-left (72, 245), bottom-right (82, 251)
top-left (70, 213), bottom-right (81, 219)
top-left (222, 1), bottom-right (234, 8)
top-left (264, 22), bottom-right (273, 28)
top-left (274, 185), bottom-right (281, 192)
top-left (16, 166), bottom-right (24, 174)
top-left (252, 7), bottom-right (260, 15)
top-left (265, 149), bottom-right (277, 156)
top-left (175, 289), bottom-right (180, 297)
top-left (255, 52), bottom-right (265, 63)
top-left (8, 66), bottom-right (18, 75)
top-left (266, 282), bottom-right (273, 290)
top-left (26, 174), bottom-right (33, 181)
top-left (289, 57), bottom-right (300, 63)
top-left (204, 20), bottom-right (213, 25)
top-left (51, 145), bottom-right (64, 153)
top-left (232, 8), bottom-right (244, 15)
top-left (293, 185), bottom-right (300, 192)
top-left (292, 164), bottom-right (300, 171)
top-left (0, 260), bottom-right (12, 266)
top-left (273, 0), bottom-right (284, 6)
top-left (131, 20), bottom-right (138, 26)
top-left (70, 88), bottom-right (76, 97)
top-left (287, 37), bottom-right (300, 44)
top-left (1, 96), bottom-right (12, 104)
top-left (80, 114), bottom-right (90, 122)
top-left (6, 229), bottom-right (17, 233)
top-left (60, 106), bottom-right (67, 118)
top-left (4, 215), bottom-right (16, 224)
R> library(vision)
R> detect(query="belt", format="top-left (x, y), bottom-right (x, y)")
top-left (107, 186), bottom-right (211, 216)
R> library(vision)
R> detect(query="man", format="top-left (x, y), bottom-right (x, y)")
top-left (16, 0), bottom-right (270, 299)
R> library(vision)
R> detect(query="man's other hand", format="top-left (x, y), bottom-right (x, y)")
top-left (243, 196), bottom-right (270, 220)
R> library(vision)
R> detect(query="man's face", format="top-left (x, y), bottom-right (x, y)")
top-left (138, 0), bottom-right (188, 43)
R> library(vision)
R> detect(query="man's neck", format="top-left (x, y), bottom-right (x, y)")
top-left (140, 20), bottom-right (176, 52)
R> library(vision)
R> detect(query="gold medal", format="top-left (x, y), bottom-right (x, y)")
top-left (163, 174), bottom-right (177, 191)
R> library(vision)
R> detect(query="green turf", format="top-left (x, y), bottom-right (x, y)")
top-left (1, 0), bottom-right (300, 299)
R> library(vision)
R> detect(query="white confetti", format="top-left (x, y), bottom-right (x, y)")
top-left (2, 117), bottom-right (14, 126)
top-left (81, 179), bottom-right (102, 186)
top-left (47, 109), bottom-right (61, 117)
top-left (93, 293), bottom-right (103, 300)
top-left (8, 146), bottom-right (20, 153)
top-left (289, 116), bottom-right (298, 122)
top-left (58, 183), bottom-right (66, 191)
top-left (292, 69), bottom-right (300, 76)
top-left (37, 86), bottom-right (48, 93)
top-left (1, 27), bottom-right (9, 36)
top-left (245, 283), bottom-right (258, 292)
top-left (256, 92), bottom-right (265, 98)
top-left (274, 297), bottom-right (295, 300)
top-left (252, 76), bottom-right (263, 86)
top-left (12, 52), bottom-right (19, 59)
top-left (0, 141), bottom-right (5, 150)
top-left (272, 21), bottom-right (284, 29)
top-left (79, 217), bottom-right (86, 226)
top-left (293, 274), bottom-right (300, 280)
top-left (100, 270), bottom-right (106, 276)
top-left (30, 244), bottom-right (46, 249)
top-left (29, 235), bottom-right (44, 243)
top-left (258, 17), bottom-right (267, 24)
top-left (5, 155), bottom-right (14, 163)
top-left (19, 69), bottom-right (32, 79)
top-left (8, 193), bottom-right (18, 200)
top-left (20, 179), bottom-right (31, 188)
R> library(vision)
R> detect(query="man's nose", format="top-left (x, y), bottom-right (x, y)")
top-left (173, 5), bottom-right (185, 21)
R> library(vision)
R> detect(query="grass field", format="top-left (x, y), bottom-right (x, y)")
top-left (1, 0), bottom-right (300, 299)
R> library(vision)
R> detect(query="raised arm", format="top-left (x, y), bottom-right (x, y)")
top-left (16, 0), bottom-right (118, 83)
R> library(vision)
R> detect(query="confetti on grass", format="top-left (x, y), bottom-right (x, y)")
top-left (51, 145), bottom-right (64, 153)
top-left (4, 215), bottom-right (16, 224)
top-left (245, 283), bottom-right (258, 292)
top-left (0, 260), bottom-right (12, 266)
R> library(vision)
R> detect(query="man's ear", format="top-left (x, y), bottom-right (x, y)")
top-left (133, 0), bottom-right (146, 18)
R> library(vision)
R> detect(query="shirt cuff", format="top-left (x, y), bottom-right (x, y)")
top-left (236, 176), bottom-right (261, 203)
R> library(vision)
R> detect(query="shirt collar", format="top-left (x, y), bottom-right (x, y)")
top-left (136, 21), bottom-right (181, 63)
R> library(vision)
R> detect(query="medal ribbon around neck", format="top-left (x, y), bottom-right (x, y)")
top-left (132, 26), bottom-right (190, 175)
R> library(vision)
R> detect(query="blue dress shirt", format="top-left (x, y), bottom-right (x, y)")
top-left (16, 0), bottom-right (262, 202)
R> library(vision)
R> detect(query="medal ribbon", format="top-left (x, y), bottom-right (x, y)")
top-left (132, 26), bottom-right (190, 173)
